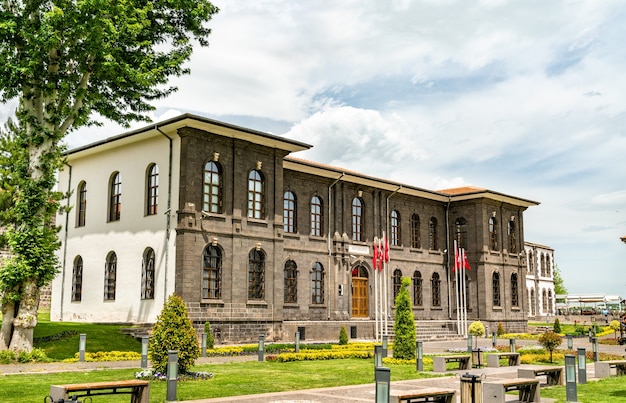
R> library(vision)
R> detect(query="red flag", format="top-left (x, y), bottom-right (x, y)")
top-left (372, 237), bottom-right (379, 271)
top-left (378, 238), bottom-right (384, 271)
top-left (462, 248), bottom-right (471, 270)
top-left (382, 234), bottom-right (389, 263)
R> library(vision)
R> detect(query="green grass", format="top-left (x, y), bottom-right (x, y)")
top-left (539, 377), bottom-right (626, 403)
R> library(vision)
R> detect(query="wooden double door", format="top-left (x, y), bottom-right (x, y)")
top-left (351, 265), bottom-right (369, 318)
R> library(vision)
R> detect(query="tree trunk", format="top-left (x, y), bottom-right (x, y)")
top-left (0, 300), bottom-right (15, 350)
top-left (8, 280), bottom-right (40, 352)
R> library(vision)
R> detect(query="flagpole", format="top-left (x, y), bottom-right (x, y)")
top-left (461, 248), bottom-right (467, 336)
top-left (373, 237), bottom-right (379, 342)
top-left (382, 232), bottom-right (387, 336)
top-left (379, 238), bottom-right (384, 338)
top-left (454, 241), bottom-right (460, 335)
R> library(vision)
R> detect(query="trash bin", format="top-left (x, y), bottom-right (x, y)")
top-left (460, 373), bottom-right (482, 403)
top-left (472, 348), bottom-right (483, 368)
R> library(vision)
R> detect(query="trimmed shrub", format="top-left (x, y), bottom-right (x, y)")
top-left (468, 321), bottom-right (485, 348)
top-left (393, 277), bottom-right (416, 360)
top-left (149, 294), bottom-right (200, 374)
top-left (552, 318), bottom-right (561, 334)
top-left (339, 326), bottom-right (348, 345)
top-left (204, 321), bottom-right (215, 349)
top-left (497, 322), bottom-right (505, 336)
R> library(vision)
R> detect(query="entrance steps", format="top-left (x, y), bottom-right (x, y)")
top-left (385, 320), bottom-right (465, 341)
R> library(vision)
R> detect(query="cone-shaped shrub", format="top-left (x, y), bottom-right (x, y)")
top-left (393, 277), bottom-right (416, 359)
top-left (149, 294), bottom-right (200, 374)
top-left (339, 326), bottom-right (348, 345)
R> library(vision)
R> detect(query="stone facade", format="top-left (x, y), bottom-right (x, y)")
top-left (52, 114), bottom-right (539, 342)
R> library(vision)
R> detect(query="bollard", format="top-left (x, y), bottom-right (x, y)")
top-left (467, 334), bottom-right (473, 353)
top-left (565, 354), bottom-right (577, 402)
top-left (79, 334), bottom-right (86, 362)
top-left (567, 334), bottom-right (573, 350)
top-left (295, 331), bottom-right (300, 353)
top-left (202, 333), bottom-right (207, 357)
top-left (416, 341), bottom-right (423, 371)
top-left (382, 335), bottom-right (388, 358)
top-left (166, 350), bottom-right (178, 401)
top-left (492, 332), bottom-right (496, 347)
top-left (375, 345), bottom-right (383, 368)
top-left (460, 372), bottom-right (482, 403)
top-left (509, 338), bottom-right (516, 353)
top-left (375, 366), bottom-right (390, 403)
top-left (258, 335), bottom-right (265, 362)
top-left (141, 337), bottom-right (149, 369)
top-left (591, 337), bottom-right (599, 362)
top-left (577, 348), bottom-right (587, 384)
top-left (485, 326), bottom-right (489, 339)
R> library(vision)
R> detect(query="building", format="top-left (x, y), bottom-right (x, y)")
top-left (523, 242), bottom-right (555, 319)
top-left (51, 114), bottom-right (539, 342)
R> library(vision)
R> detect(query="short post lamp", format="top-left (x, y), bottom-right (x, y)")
top-left (375, 345), bottom-right (383, 368)
top-left (79, 334), bottom-right (86, 362)
top-left (258, 335), bottom-right (265, 362)
top-left (588, 328), bottom-right (592, 342)
top-left (375, 366), bottom-right (390, 403)
top-left (141, 337), bottom-right (149, 369)
top-left (565, 354), bottom-right (577, 402)
top-left (295, 331), bottom-right (300, 353)
top-left (567, 334), bottom-right (573, 350)
top-left (467, 334), bottom-right (473, 353)
top-left (201, 333), bottom-right (207, 357)
top-left (492, 332), bottom-right (497, 347)
top-left (382, 335), bottom-right (388, 358)
top-left (416, 341), bottom-right (423, 372)
top-left (577, 348), bottom-right (587, 384)
top-left (591, 337), bottom-right (599, 362)
top-left (166, 350), bottom-right (178, 402)
top-left (485, 325), bottom-right (489, 338)
top-left (509, 338), bottom-right (516, 353)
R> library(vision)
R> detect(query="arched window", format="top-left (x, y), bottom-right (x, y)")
top-left (511, 273), bottom-right (519, 307)
top-left (542, 289), bottom-right (548, 311)
top-left (455, 217), bottom-right (468, 249)
top-left (540, 253), bottom-right (546, 276)
top-left (391, 210), bottom-right (401, 246)
top-left (546, 254), bottom-right (551, 277)
top-left (146, 164), bottom-right (158, 215)
top-left (248, 249), bottom-right (265, 299)
top-left (508, 220), bottom-right (516, 253)
top-left (352, 197), bottom-right (364, 241)
top-left (283, 191), bottom-right (297, 233)
top-left (393, 269), bottom-right (402, 300)
top-left (431, 272), bottom-right (441, 306)
top-left (108, 172), bottom-right (122, 222)
top-left (76, 181), bottom-right (87, 227)
top-left (311, 262), bottom-right (324, 304)
top-left (310, 196), bottom-right (323, 237)
top-left (247, 170), bottom-right (264, 219)
top-left (527, 250), bottom-right (534, 273)
top-left (489, 217), bottom-right (498, 250)
top-left (548, 290), bottom-right (553, 313)
top-left (203, 161), bottom-right (222, 214)
top-left (203, 245), bottom-right (222, 299)
top-left (284, 260), bottom-right (298, 303)
top-left (429, 217), bottom-right (438, 250)
top-left (141, 248), bottom-right (155, 299)
top-left (410, 213), bottom-right (421, 249)
top-left (412, 271), bottom-right (423, 306)
top-left (104, 252), bottom-right (117, 300)
top-left (530, 288), bottom-right (536, 316)
top-left (71, 256), bottom-right (83, 302)
top-left (492, 272), bottom-right (501, 306)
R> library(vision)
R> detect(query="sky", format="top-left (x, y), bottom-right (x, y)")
top-left (3, 1), bottom-right (626, 297)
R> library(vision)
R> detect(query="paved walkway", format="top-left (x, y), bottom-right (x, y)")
top-left (1, 336), bottom-right (624, 402)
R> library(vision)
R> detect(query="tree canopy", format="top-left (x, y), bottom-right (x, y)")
top-left (0, 0), bottom-right (218, 352)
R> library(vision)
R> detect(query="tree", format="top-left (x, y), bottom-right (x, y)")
top-left (468, 321), bottom-right (485, 348)
top-left (0, 0), bottom-right (218, 352)
top-left (553, 264), bottom-right (567, 295)
top-left (204, 321), bottom-right (215, 349)
top-left (553, 318), bottom-right (561, 334)
top-left (538, 331), bottom-right (562, 363)
top-left (393, 277), bottom-right (416, 360)
top-left (149, 294), bottom-right (200, 374)
top-left (339, 326), bottom-right (348, 345)
top-left (497, 322), bottom-right (505, 336)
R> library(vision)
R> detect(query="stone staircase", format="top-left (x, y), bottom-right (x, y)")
top-left (120, 324), bottom-right (153, 341)
top-left (385, 320), bottom-right (465, 341)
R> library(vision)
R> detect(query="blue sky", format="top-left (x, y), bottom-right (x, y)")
top-left (3, 1), bottom-right (626, 296)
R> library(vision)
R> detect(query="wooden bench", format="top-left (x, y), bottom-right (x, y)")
top-left (49, 380), bottom-right (149, 403)
top-left (594, 360), bottom-right (626, 378)
top-left (518, 365), bottom-right (563, 386)
top-left (483, 378), bottom-right (540, 403)
top-left (390, 387), bottom-right (456, 403)
top-left (433, 355), bottom-right (471, 372)
top-left (487, 352), bottom-right (521, 367)
top-left (534, 326), bottom-right (552, 333)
